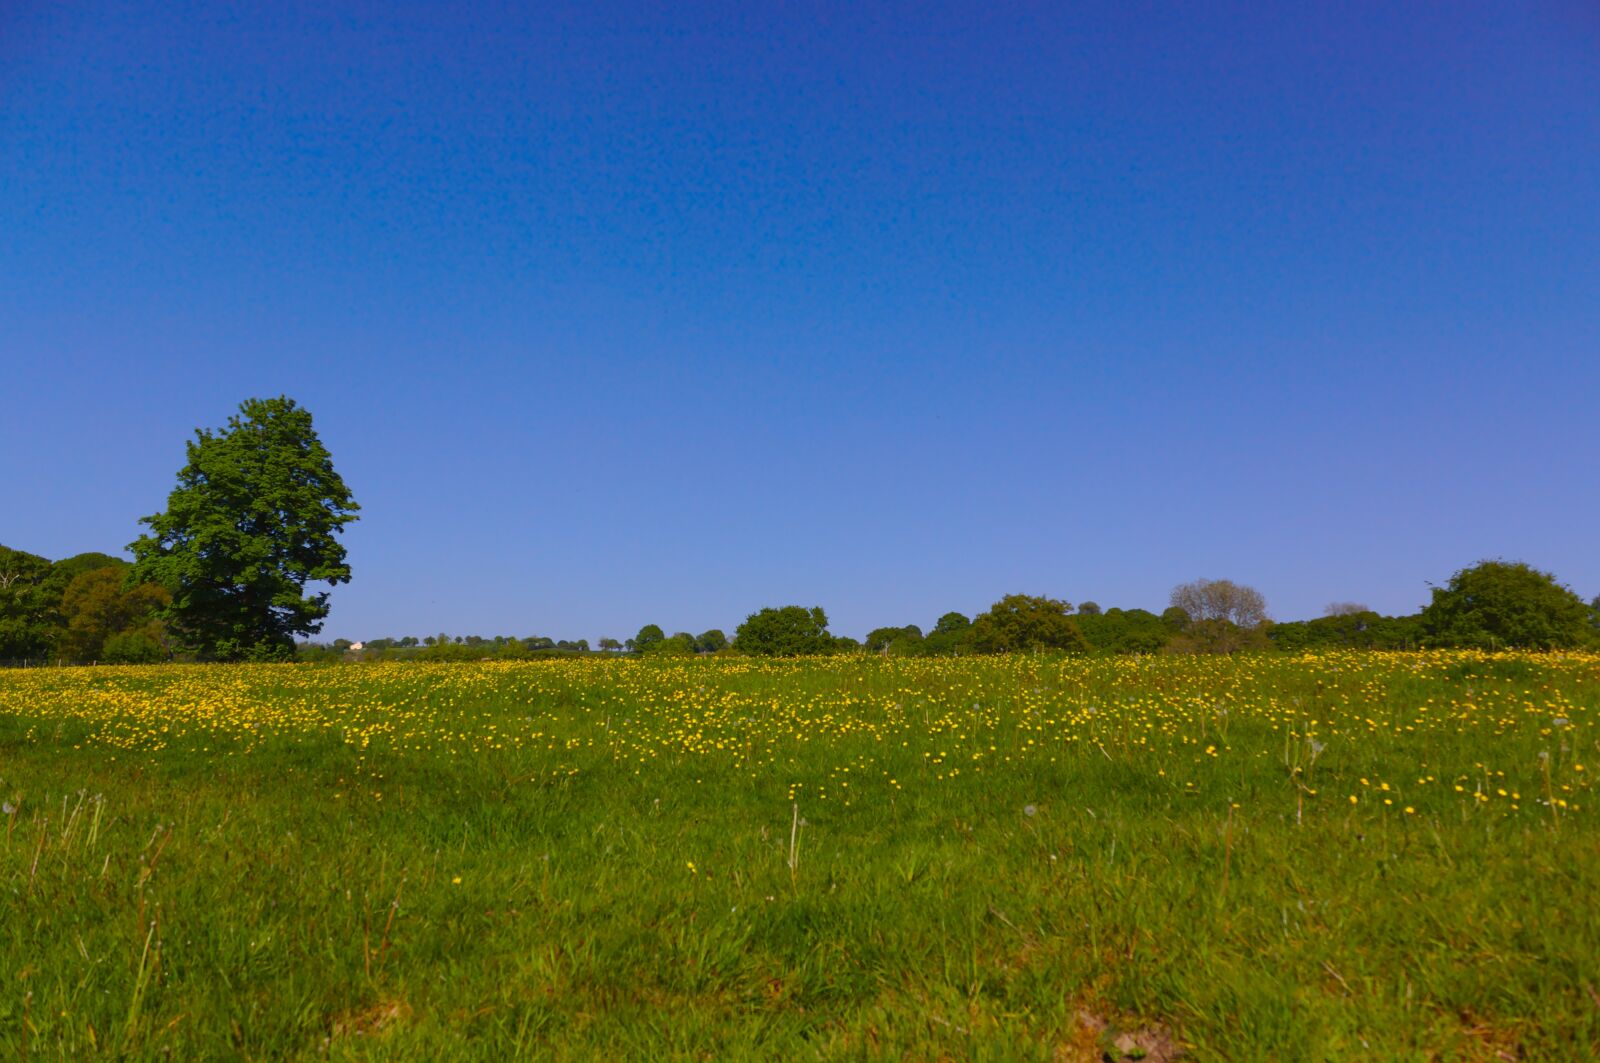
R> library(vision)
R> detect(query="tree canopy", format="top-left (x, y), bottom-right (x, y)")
top-left (0, 547), bottom-right (169, 662)
top-left (130, 396), bottom-right (359, 661)
top-left (0, 545), bottom-right (56, 659)
top-left (734, 606), bottom-right (834, 656)
top-left (694, 629), bottom-right (729, 653)
top-left (1421, 560), bottom-right (1594, 650)
top-left (968, 594), bottom-right (1089, 653)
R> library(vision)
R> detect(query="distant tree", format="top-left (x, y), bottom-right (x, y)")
top-left (633, 624), bottom-right (665, 653)
top-left (645, 632), bottom-right (697, 656)
top-left (1325, 602), bottom-right (1368, 617)
top-left (1077, 601), bottom-right (1102, 616)
top-left (598, 637), bottom-right (622, 652)
top-left (865, 625), bottom-right (922, 653)
top-left (920, 612), bottom-right (972, 655)
top-left (1591, 595), bottom-right (1600, 636)
top-left (55, 567), bottom-right (170, 661)
top-left (734, 606), bottom-right (833, 656)
top-left (0, 545), bottom-right (56, 659)
top-left (1166, 618), bottom-right (1272, 655)
top-left (887, 630), bottom-right (926, 656)
top-left (48, 553), bottom-right (131, 603)
top-left (968, 594), bottom-right (1089, 654)
top-left (1269, 610), bottom-right (1422, 652)
top-left (1165, 580), bottom-right (1270, 654)
top-left (694, 629), bottom-right (728, 653)
top-left (864, 626), bottom-right (900, 653)
top-left (1421, 560), bottom-right (1593, 649)
top-left (129, 397), bottom-right (359, 661)
top-left (1160, 606), bottom-right (1190, 632)
top-left (497, 639), bottom-right (533, 660)
top-left (1170, 579), bottom-right (1268, 628)
top-left (1075, 607), bottom-right (1168, 654)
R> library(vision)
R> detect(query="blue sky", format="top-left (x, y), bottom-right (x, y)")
top-left (3, 1), bottom-right (1597, 642)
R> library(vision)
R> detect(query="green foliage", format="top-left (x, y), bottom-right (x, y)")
top-left (56, 567), bottom-right (170, 662)
top-left (1165, 617), bottom-right (1273, 655)
top-left (1421, 560), bottom-right (1594, 650)
top-left (49, 552), bottom-right (128, 584)
top-left (919, 612), bottom-right (972, 656)
top-left (129, 397), bottom-right (359, 661)
top-left (1074, 607), bottom-right (1169, 654)
top-left (887, 633), bottom-right (926, 656)
top-left (694, 629), bottom-right (728, 654)
top-left (968, 594), bottom-right (1089, 653)
top-left (1269, 611), bottom-right (1423, 652)
top-left (734, 605), bottom-right (834, 656)
top-left (865, 625), bottom-right (922, 653)
top-left (632, 625), bottom-right (665, 653)
top-left (644, 633), bottom-right (697, 656)
top-left (417, 639), bottom-right (482, 662)
top-left (100, 629), bottom-right (169, 663)
top-left (0, 545), bottom-right (56, 659)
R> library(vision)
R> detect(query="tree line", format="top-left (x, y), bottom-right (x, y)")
top-left (5, 396), bottom-right (1598, 664)
top-left (8, 550), bottom-right (1598, 666)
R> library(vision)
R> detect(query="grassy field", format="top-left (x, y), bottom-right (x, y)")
top-left (1, 651), bottom-right (1596, 1060)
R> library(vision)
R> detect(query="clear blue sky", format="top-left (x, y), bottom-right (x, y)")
top-left (3, 1), bottom-right (1597, 642)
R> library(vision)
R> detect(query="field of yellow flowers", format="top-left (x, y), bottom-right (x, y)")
top-left (1, 651), bottom-right (1596, 1059)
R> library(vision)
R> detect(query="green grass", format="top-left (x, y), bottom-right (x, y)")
top-left (1, 651), bottom-right (1597, 1059)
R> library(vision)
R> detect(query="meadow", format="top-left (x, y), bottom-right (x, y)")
top-left (1, 651), bottom-right (1596, 1060)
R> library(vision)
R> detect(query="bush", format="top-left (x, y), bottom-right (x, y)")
top-left (102, 631), bottom-right (167, 664)
top-left (1422, 560), bottom-right (1593, 650)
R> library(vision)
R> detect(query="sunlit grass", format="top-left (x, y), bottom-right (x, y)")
top-left (2, 651), bottom-right (1596, 1058)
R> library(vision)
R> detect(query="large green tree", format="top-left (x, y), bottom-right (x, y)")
top-left (130, 397), bottom-right (359, 661)
top-left (1421, 560), bottom-right (1592, 650)
top-left (968, 594), bottom-right (1089, 653)
top-left (734, 605), bottom-right (834, 656)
